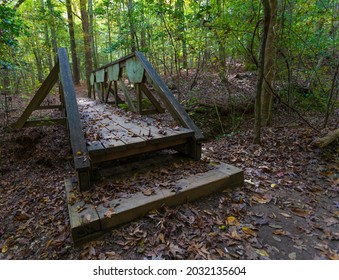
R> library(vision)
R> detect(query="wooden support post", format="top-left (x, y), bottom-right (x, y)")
top-left (118, 79), bottom-right (136, 112)
top-left (113, 81), bottom-right (119, 106)
top-left (105, 81), bottom-right (112, 103)
top-left (135, 51), bottom-right (204, 142)
top-left (15, 63), bottom-right (59, 129)
top-left (135, 83), bottom-right (142, 114)
top-left (140, 83), bottom-right (164, 113)
top-left (58, 48), bottom-right (91, 191)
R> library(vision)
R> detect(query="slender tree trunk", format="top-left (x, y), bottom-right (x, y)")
top-left (254, 0), bottom-right (271, 144)
top-left (128, 0), bottom-right (137, 52)
top-left (66, 0), bottom-right (80, 85)
top-left (40, 0), bottom-right (53, 70)
top-left (47, 0), bottom-right (58, 61)
top-left (33, 47), bottom-right (44, 83)
top-left (80, 0), bottom-right (93, 98)
top-left (261, 0), bottom-right (277, 126)
top-left (88, 0), bottom-right (97, 68)
top-left (106, 6), bottom-right (112, 62)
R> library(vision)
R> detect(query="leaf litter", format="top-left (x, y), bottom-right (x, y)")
top-left (0, 82), bottom-right (338, 260)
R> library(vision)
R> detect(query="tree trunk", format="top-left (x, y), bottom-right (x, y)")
top-left (254, 0), bottom-right (271, 144)
top-left (40, 0), bottom-right (53, 71)
top-left (66, 0), bottom-right (80, 85)
top-left (80, 0), bottom-right (93, 98)
top-left (127, 0), bottom-right (137, 52)
top-left (88, 0), bottom-right (98, 68)
top-left (261, 0), bottom-right (277, 126)
top-left (47, 0), bottom-right (58, 61)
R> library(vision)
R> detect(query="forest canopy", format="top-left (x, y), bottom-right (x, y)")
top-left (0, 0), bottom-right (338, 131)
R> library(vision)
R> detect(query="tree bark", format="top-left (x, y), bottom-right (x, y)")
top-left (88, 0), bottom-right (98, 68)
top-left (80, 0), bottom-right (93, 98)
top-left (66, 0), bottom-right (80, 85)
top-left (254, 0), bottom-right (271, 144)
top-left (47, 0), bottom-right (58, 62)
top-left (313, 128), bottom-right (339, 148)
top-left (261, 0), bottom-right (277, 126)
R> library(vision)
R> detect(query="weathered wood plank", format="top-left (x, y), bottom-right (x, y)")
top-left (23, 118), bottom-right (67, 127)
top-left (36, 105), bottom-right (63, 110)
top-left (15, 63), bottom-right (60, 129)
top-left (118, 80), bottom-right (136, 112)
top-left (58, 48), bottom-right (91, 191)
top-left (107, 64), bottom-right (120, 81)
top-left (140, 83), bottom-right (165, 113)
top-left (65, 162), bottom-right (244, 244)
top-left (95, 69), bottom-right (105, 83)
top-left (126, 57), bottom-right (144, 83)
top-left (135, 51), bottom-right (204, 142)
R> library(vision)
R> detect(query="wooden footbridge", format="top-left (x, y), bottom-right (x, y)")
top-left (16, 48), bottom-right (243, 243)
top-left (15, 48), bottom-right (203, 191)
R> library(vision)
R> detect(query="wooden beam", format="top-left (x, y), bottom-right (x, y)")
top-left (118, 79), bottom-right (136, 112)
top-left (58, 48), bottom-right (91, 191)
top-left (140, 83), bottom-right (165, 113)
top-left (23, 118), bottom-right (67, 127)
top-left (135, 52), bottom-right (204, 141)
top-left (15, 63), bottom-right (60, 129)
top-left (36, 105), bottom-right (63, 110)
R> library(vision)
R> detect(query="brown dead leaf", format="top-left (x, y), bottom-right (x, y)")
top-left (251, 194), bottom-right (272, 204)
top-left (158, 233), bottom-right (165, 244)
top-left (1, 243), bottom-right (8, 254)
top-left (272, 229), bottom-right (292, 237)
top-left (142, 188), bottom-right (155, 196)
top-left (280, 212), bottom-right (292, 218)
top-left (229, 228), bottom-right (242, 240)
top-left (291, 207), bottom-right (312, 217)
top-left (89, 246), bottom-right (96, 256)
top-left (242, 227), bottom-right (257, 237)
top-left (104, 208), bottom-right (115, 218)
top-left (226, 216), bottom-right (240, 226)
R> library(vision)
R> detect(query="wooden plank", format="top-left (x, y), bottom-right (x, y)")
top-left (15, 63), bottom-right (59, 129)
top-left (92, 53), bottom-right (135, 72)
top-left (23, 118), bottom-right (67, 127)
top-left (95, 69), bottom-right (105, 83)
top-left (126, 57), bottom-right (144, 83)
top-left (135, 51), bottom-right (204, 142)
top-left (107, 64), bottom-right (120, 81)
top-left (135, 83), bottom-right (142, 114)
top-left (90, 73), bottom-right (95, 86)
top-left (65, 162), bottom-right (244, 244)
top-left (90, 137), bottom-right (189, 164)
top-left (36, 105), bottom-right (63, 110)
top-left (118, 80), bottom-right (136, 112)
top-left (58, 48), bottom-right (91, 191)
top-left (140, 83), bottom-right (165, 113)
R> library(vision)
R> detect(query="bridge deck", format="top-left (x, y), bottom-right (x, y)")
top-left (77, 98), bottom-right (194, 164)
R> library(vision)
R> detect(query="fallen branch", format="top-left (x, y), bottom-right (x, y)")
top-left (313, 128), bottom-right (339, 148)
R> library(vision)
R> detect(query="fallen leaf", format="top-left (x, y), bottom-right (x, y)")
top-left (226, 216), bottom-right (240, 226)
top-left (280, 212), bottom-right (292, 218)
top-left (251, 194), bottom-right (272, 204)
top-left (272, 229), bottom-right (292, 237)
top-left (269, 224), bottom-right (283, 229)
top-left (142, 188), bottom-right (155, 196)
top-left (271, 183), bottom-right (277, 188)
top-left (291, 207), bottom-right (312, 217)
top-left (256, 249), bottom-right (269, 257)
top-left (158, 233), bottom-right (165, 243)
top-left (89, 246), bottom-right (96, 256)
top-left (229, 228), bottom-right (242, 240)
top-left (104, 208), bottom-right (115, 218)
top-left (242, 227), bottom-right (257, 237)
top-left (324, 217), bottom-right (338, 226)
top-left (244, 179), bottom-right (255, 185)
top-left (288, 252), bottom-right (297, 260)
top-left (1, 243), bottom-right (8, 254)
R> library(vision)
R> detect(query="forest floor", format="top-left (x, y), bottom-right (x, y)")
top-left (0, 67), bottom-right (338, 260)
